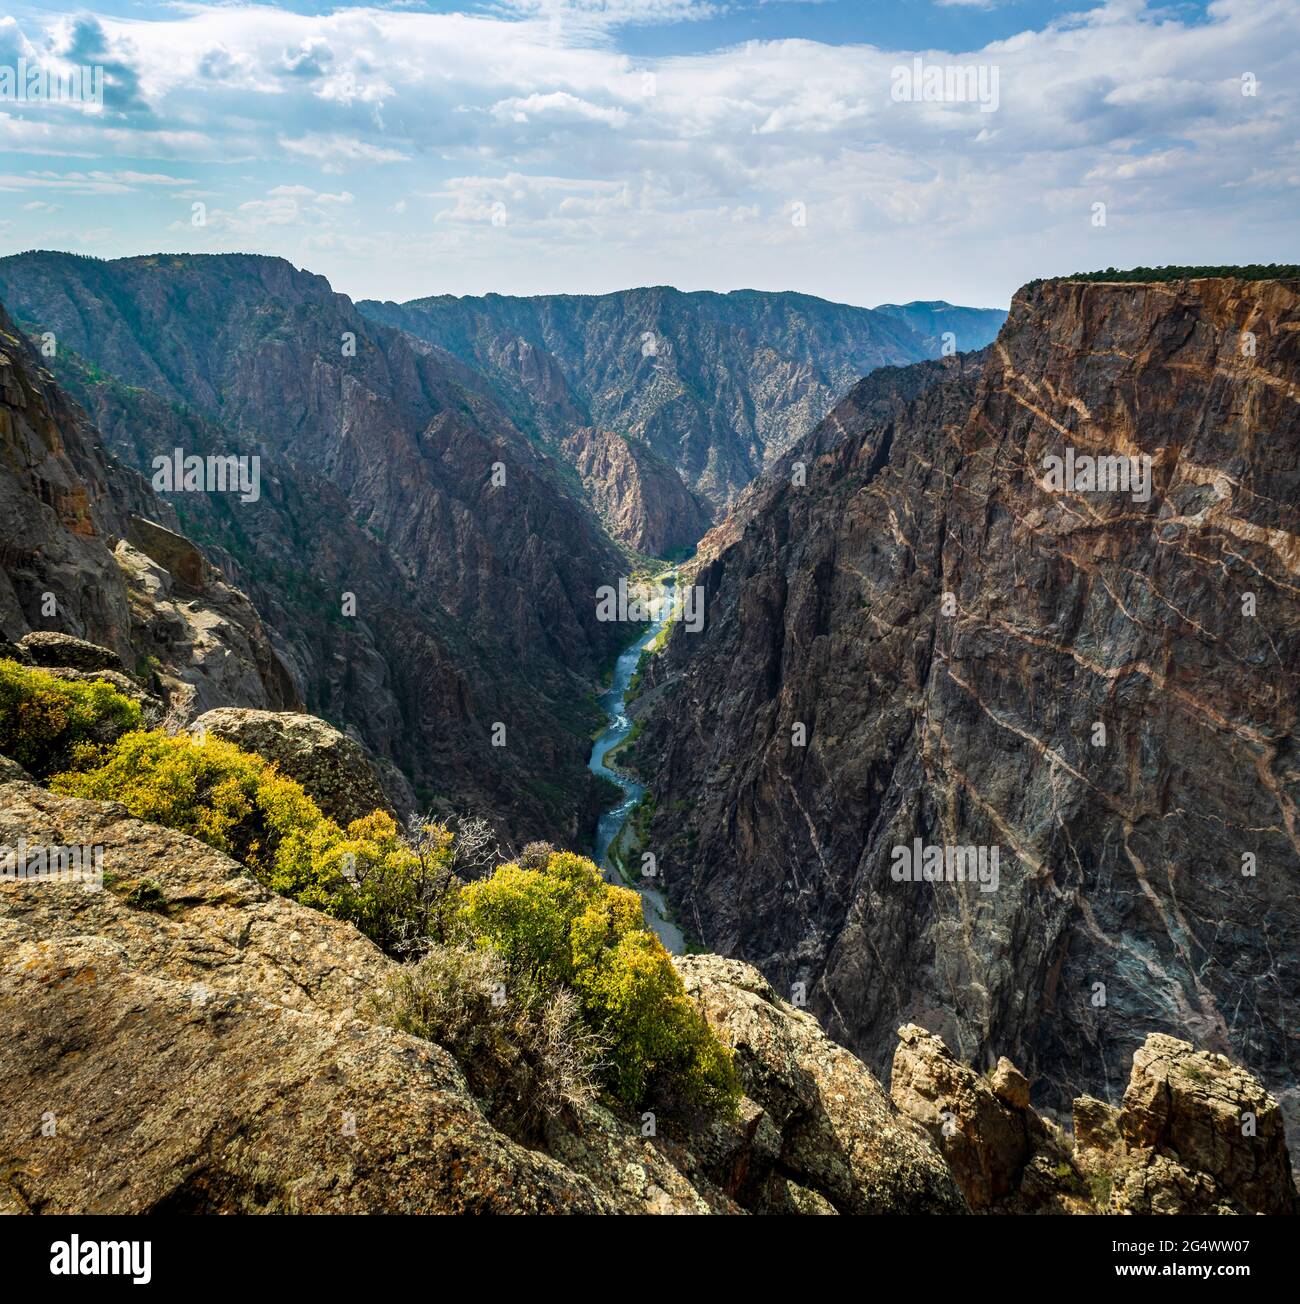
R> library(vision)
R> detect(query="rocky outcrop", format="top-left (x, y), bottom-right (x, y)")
top-left (637, 275), bottom-right (1300, 1154)
top-left (114, 540), bottom-right (295, 721)
top-left (17, 631), bottom-right (123, 673)
top-left (0, 781), bottom-right (965, 1216)
top-left (674, 955), bottom-right (966, 1213)
top-left (360, 287), bottom-right (1006, 509)
top-left (4, 776), bottom-right (1288, 1215)
top-left (889, 1024), bottom-right (1295, 1214)
top-left (1104, 1033), bottom-right (1295, 1215)
top-left (188, 707), bottom-right (415, 825)
top-left (559, 427), bottom-right (712, 556)
top-left (891, 1025), bottom-right (1041, 1209)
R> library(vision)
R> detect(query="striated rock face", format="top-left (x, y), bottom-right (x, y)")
top-left (559, 427), bottom-right (713, 556)
top-left (637, 276), bottom-right (1300, 1150)
top-left (360, 287), bottom-right (1006, 509)
top-left (188, 707), bottom-right (415, 826)
top-left (0, 781), bottom-right (965, 1215)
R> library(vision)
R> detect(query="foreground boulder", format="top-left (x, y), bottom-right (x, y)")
top-left (0, 781), bottom-right (954, 1215)
top-left (187, 707), bottom-right (414, 825)
top-left (675, 956), bottom-right (966, 1213)
top-left (1, 931), bottom-right (624, 1215)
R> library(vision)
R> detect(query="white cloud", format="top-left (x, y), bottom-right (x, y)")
top-left (491, 91), bottom-right (629, 128)
top-left (0, 0), bottom-right (1295, 305)
top-left (280, 132), bottom-right (410, 167)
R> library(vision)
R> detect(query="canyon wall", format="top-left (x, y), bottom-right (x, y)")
top-left (638, 276), bottom-right (1300, 1142)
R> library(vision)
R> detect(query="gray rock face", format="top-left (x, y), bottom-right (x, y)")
top-left (188, 707), bottom-right (414, 826)
top-left (0, 299), bottom-right (297, 721)
top-left (638, 275), bottom-right (1300, 1153)
top-left (559, 426), bottom-right (712, 556)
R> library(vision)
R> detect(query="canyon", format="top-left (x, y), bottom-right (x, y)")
top-left (0, 256), bottom-right (1294, 1213)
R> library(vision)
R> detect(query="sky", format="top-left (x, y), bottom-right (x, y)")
top-left (0, 0), bottom-right (1295, 310)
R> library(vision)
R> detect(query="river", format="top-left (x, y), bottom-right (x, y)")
top-left (588, 575), bottom-right (686, 953)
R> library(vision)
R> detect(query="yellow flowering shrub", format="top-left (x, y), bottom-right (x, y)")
top-left (52, 730), bottom-right (451, 953)
top-left (459, 849), bottom-right (738, 1113)
top-left (0, 657), bottom-right (142, 777)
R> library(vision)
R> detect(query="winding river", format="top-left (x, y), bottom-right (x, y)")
top-left (588, 576), bottom-right (685, 953)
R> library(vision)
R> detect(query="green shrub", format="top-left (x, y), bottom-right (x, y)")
top-left (51, 730), bottom-right (453, 953)
top-left (0, 658), bottom-right (142, 777)
top-left (1025, 264), bottom-right (1300, 291)
top-left (458, 850), bottom-right (738, 1115)
top-left (366, 943), bottom-right (602, 1139)
top-left (123, 878), bottom-right (169, 912)
top-left (287, 811), bottom-right (459, 954)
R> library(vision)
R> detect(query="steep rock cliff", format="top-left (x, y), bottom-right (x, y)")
top-left (637, 276), bottom-right (1300, 1148)
top-left (558, 427), bottom-right (712, 557)
top-left (0, 301), bottom-right (294, 715)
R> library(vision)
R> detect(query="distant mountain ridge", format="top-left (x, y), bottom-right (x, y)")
top-left (358, 286), bottom-right (1006, 509)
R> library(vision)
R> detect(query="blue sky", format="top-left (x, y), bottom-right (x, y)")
top-left (0, 0), bottom-right (1294, 308)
